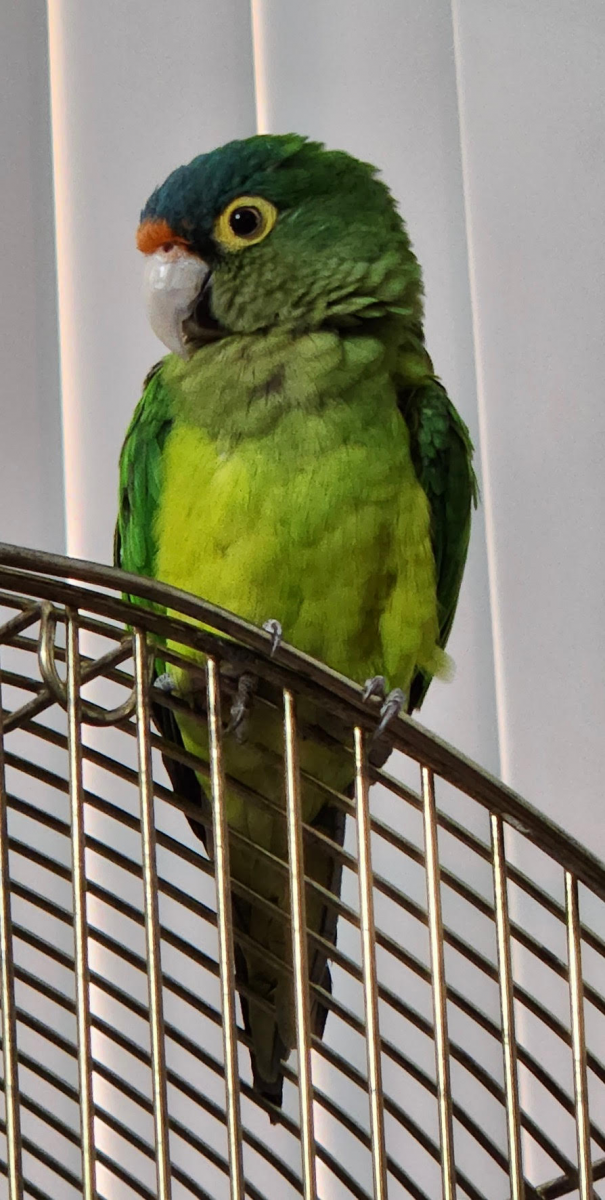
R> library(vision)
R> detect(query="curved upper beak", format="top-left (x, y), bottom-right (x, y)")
top-left (143, 245), bottom-right (210, 359)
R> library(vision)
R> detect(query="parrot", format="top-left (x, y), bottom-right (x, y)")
top-left (114, 134), bottom-right (477, 1115)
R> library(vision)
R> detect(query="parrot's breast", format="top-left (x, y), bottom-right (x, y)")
top-left (154, 334), bottom-right (441, 693)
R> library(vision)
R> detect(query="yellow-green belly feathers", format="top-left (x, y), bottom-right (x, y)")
top-left (155, 360), bottom-right (441, 692)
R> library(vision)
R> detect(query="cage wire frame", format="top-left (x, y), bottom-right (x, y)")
top-left (0, 544), bottom-right (603, 1200)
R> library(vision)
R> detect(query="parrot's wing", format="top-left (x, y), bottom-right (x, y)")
top-left (114, 361), bottom-right (172, 586)
top-left (114, 362), bottom-right (212, 846)
top-left (398, 351), bottom-right (478, 712)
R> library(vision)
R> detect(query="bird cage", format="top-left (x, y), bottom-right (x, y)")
top-left (0, 542), bottom-right (604, 1200)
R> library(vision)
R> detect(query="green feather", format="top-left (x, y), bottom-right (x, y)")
top-left (397, 336), bottom-right (478, 711)
top-left (114, 362), bottom-right (173, 599)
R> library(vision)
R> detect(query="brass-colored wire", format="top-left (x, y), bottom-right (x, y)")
top-left (421, 765), bottom-right (456, 1200)
top-left (39, 602), bottom-right (137, 724)
top-left (565, 871), bottom-right (592, 1200)
top-left (133, 629), bottom-right (172, 1199)
top-left (65, 609), bottom-right (96, 1200)
top-left (206, 657), bottom-right (245, 1198)
top-left (284, 689), bottom-right (317, 1200)
top-left (354, 726), bottom-right (388, 1200)
top-left (491, 814), bottom-right (524, 1199)
top-left (0, 668), bottom-right (23, 1200)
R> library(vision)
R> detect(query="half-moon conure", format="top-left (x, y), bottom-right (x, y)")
top-left (114, 134), bottom-right (476, 1115)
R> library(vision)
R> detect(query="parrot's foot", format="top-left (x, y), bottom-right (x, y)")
top-left (374, 688), bottom-right (407, 742)
top-left (362, 675), bottom-right (387, 703)
top-left (262, 618), bottom-right (283, 657)
top-left (363, 676), bottom-right (406, 743)
top-left (226, 672), bottom-right (257, 743)
top-left (154, 673), bottom-right (177, 695)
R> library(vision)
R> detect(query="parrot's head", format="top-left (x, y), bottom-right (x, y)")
top-left (137, 134), bottom-right (421, 358)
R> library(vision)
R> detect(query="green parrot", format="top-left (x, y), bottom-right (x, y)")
top-left (114, 134), bottom-right (476, 1114)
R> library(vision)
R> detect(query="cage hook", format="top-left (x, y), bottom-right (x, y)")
top-left (38, 601), bottom-right (139, 726)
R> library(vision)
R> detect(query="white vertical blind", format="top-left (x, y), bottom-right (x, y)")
top-left (0, 2), bottom-right (64, 553)
top-left (452, 0), bottom-right (605, 853)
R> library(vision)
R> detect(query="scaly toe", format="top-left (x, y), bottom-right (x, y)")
top-left (373, 687), bottom-right (407, 742)
top-left (226, 672), bottom-right (257, 743)
top-left (154, 673), bottom-right (177, 695)
top-left (262, 618), bottom-right (283, 657)
top-left (363, 675), bottom-right (387, 703)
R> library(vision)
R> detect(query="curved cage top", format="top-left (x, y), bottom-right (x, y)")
top-left (0, 542), bottom-right (603, 1200)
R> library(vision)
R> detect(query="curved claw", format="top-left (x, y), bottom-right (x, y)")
top-left (262, 618), bottom-right (283, 657)
top-left (373, 687), bottom-right (407, 742)
top-left (226, 672), bottom-right (257, 743)
top-left (362, 675), bottom-right (387, 703)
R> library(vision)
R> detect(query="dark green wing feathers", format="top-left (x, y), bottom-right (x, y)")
top-left (114, 362), bottom-right (214, 855)
top-left (400, 361), bottom-right (478, 712)
top-left (114, 362), bottom-right (172, 585)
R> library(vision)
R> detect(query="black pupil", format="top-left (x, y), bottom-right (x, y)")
top-left (229, 206), bottom-right (261, 237)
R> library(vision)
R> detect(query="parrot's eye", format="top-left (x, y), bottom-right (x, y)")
top-left (214, 195), bottom-right (278, 252)
top-left (229, 207), bottom-right (261, 236)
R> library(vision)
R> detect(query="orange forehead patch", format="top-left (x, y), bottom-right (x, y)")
top-left (136, 219), bottom-right (191, 255)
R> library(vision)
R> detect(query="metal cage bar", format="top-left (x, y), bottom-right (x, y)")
top-left (134, 628), bottom-right (173, 1200)
top-left (284, 688), bottom-right (318, 1200)
top-left (565, 871), bottom-right (593, 1200)
top-left (206, 655), bottom-right (246, 1199)
top-left (490, 812), bottom-right (525, 1199)
top-left (421, 765), bottom-right (456, 1200)
top-left (65, 608), bottom-right (97, 1200)
top-left (355, 726), bottom-right (388, 1200)
top-left (0, 668), bottom-right (23, 1200)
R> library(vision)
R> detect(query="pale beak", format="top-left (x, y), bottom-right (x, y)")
top-left (143, 245), bottom-right (210, 359)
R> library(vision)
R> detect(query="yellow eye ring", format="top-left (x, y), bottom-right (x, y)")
top-left (214, 195), bottom-right (278, 251)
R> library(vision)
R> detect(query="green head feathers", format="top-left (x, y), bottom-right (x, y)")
top-left (138, 134), bottom-right (423, 340)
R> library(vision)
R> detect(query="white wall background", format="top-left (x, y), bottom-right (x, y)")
top-left (1, 2), bottom-right (605, 1195)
